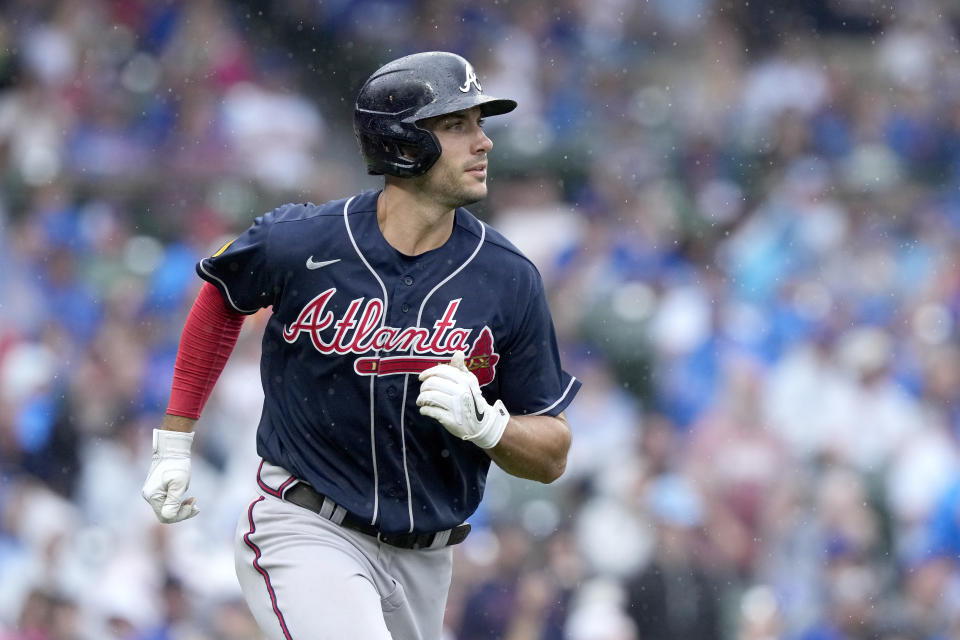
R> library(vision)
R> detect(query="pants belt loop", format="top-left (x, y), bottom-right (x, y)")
top-left (330, 504), bottom-right (347, 525)
top-left (318, 496), bottom-right (335, 520)
top-left (428, 529), bottom-right (452, 549)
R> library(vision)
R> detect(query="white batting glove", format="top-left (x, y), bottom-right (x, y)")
top-left (141, 429), bottom-right (200, 523)
top-left (417, 351), bottom-right (509, 449)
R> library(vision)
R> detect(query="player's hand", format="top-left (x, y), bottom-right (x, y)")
top-left (141, 428), bottom-right (200, 523)
top-left (417, 351), bottom-right (509, 449)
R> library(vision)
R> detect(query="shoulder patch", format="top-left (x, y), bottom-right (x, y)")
top-left (212, 240), bottom-right (234, 258)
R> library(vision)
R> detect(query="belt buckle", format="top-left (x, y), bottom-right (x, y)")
top-left (377, 531), bottom-right (387, 544)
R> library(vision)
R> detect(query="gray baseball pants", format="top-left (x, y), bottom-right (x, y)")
top-left (234, 486), bottom-right (454, 639)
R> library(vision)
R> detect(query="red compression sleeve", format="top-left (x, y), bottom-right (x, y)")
top-left (167, 282), bottom-right (246, 419)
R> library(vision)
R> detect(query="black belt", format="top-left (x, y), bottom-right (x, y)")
top-left (283, 482), bottom-right (470, 550)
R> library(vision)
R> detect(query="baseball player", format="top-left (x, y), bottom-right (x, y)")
top-left (141, 51), bottom-right (580, 640)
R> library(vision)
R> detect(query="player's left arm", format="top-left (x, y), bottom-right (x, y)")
top-left (418, 265), bottom-right (579, 483)
top-left (417, 352), bottom-right (572, 483)
top-left (485, 412), bottom-right (570, 483)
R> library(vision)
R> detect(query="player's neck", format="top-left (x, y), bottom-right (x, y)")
top-left (377, 185), bottom-right (455, 256)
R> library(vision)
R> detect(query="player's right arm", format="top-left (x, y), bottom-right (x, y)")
top-left (141, 281), bottom-right (245, 523)
top-left (143, 206), bottom-right (291, 522)
top-left (160, 414), bottom-right (198, 433)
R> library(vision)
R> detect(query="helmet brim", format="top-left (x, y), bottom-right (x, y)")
top-left (403, 94), bottom-right (517, 123)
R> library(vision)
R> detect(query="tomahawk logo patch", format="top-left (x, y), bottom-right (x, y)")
top-left (354, 326), bottom-right (500, 387)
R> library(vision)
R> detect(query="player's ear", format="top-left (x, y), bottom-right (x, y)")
top-left (376, 137), bottom-right (419, 162)
top-left (397, 143), bottom-right (418, 161)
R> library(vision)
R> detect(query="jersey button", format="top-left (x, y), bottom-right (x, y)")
top-left (403, 276), bottom-right (414, 286)
top-left (386, 385), bottom-right (398, 398)
top-left (401, 303), bottom-right (410, 313)
top-left (386, 485), bottom-right (404, 498)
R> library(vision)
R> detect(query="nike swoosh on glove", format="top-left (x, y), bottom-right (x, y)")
top-left (142, 429), bottom-right (200, 523)
top-left (417, 351), bottom-right (509, 449)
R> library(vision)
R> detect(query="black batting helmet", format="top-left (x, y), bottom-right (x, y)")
top-left (354, 51), bottom-right (517, 178)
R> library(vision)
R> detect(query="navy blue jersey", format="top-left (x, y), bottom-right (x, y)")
top-left (197, 189), bottom-right (580, 534)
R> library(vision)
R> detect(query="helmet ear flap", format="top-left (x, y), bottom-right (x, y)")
top-left (355, 123), bottom-right (441, 178)
top-left (357, 133), bottom-right (386, 176)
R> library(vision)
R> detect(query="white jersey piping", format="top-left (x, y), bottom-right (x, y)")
top-left (398, 219), bottom-right (487, 532)
top-left (197, 261), bottom-right (260, 314)
top-left (528, 376), bottom-right (579, 416)
top-left (343, 195), bottom-right (389, 526)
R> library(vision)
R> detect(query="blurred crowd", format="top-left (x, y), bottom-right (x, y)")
top-left (3, 0), bottom-right (960, 638)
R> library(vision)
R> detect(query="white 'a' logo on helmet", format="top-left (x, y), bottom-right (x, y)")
top-left (459, 62), bottom-right (482, 93)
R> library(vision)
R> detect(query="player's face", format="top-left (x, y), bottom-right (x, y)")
top-left (417, 107), bottom-right (493, 208)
